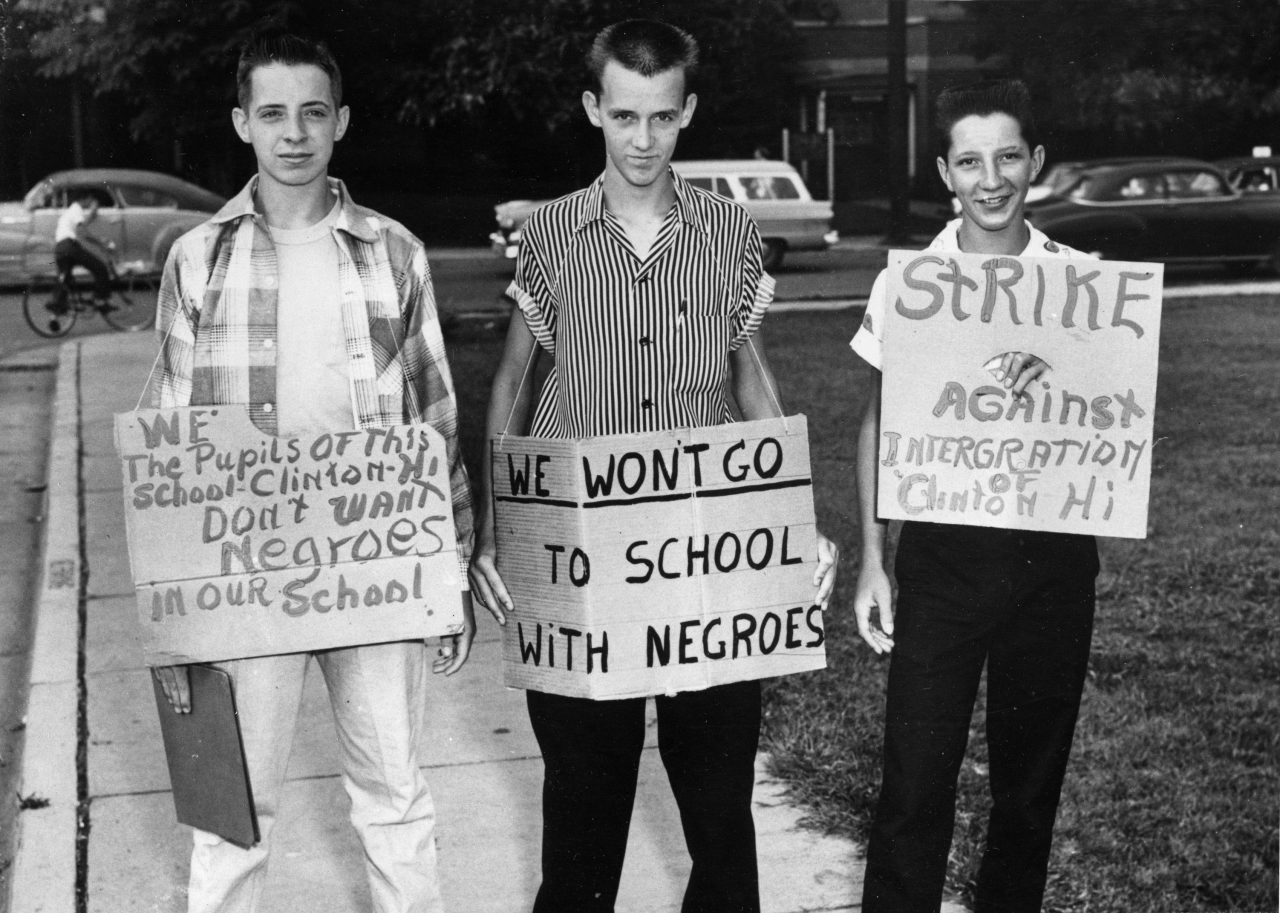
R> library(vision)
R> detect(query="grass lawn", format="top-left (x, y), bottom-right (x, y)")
top-left (443, 296), bottom-right (1278, 912)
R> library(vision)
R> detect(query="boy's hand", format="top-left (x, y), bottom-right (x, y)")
top-left (467, 534), bottom-right (512, 625)
top-left (853, 563), bottom-right (895, 654)
top-left (813, 531), bottom-right (840, 610)
top-left (986, 351), bottom-right (1050, 398)
top-left (154, 665), bottom-right (192, 713)
top-left (432, 593), bottom-right (476, 676)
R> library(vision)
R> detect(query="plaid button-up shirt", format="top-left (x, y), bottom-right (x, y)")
top-left (153, 176), bottom-right (474, 577)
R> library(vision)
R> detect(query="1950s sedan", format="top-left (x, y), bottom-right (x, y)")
top-left (1026, 158), bottom-right (1280, 272)
top-left (0, 168), bottom-right (224, 285)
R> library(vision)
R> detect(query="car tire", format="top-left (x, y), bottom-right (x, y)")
top-left (761, 239), bottom-right (785, 272)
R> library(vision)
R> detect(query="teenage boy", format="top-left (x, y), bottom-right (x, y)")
top-left (850, 79), bottom-right (1099, 913)
top-left (467, 19), bottom-right (839, 913)
top-left (51, 191), bottom-right (112, 311)
top-left (151, 32), bottom-right (475, 913)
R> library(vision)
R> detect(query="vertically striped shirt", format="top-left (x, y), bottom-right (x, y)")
top-left (506, 169), bottom-right (776, 439)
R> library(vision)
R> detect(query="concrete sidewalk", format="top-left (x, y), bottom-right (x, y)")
top-left (11, 331), bottom-right (865, 912)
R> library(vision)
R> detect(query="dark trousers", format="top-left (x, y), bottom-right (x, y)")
top-left (54, 238), bottom-right (110, 301)
top-left (527, 680), bottom-right (762, 913)
top-left (863, 523), bottom-right (1098, 913)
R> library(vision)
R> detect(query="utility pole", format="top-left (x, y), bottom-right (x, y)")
top-left (883, 0), bottom-right (911, 244)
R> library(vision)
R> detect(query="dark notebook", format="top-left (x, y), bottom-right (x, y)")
top-left (151, 664), bottom-right (259, 848)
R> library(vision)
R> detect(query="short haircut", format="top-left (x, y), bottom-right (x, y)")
top-left (236, 31), bottom-right (343, 110)
top-left (934, 79), bottom-right (1037, 158)
top-left (586, 19), bottom-right (699, 97)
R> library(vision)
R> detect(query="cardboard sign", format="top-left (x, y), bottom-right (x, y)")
top-left (492, 416), bottom-right (825, 700)
top-left (114, 407), bottom-right (464, 665)
top-left (879, 250), bottom-right (1163, 538)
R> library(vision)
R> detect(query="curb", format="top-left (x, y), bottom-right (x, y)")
top-left (11, 342), bottom-right (81, 913)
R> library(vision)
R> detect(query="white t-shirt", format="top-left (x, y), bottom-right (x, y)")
top-left (55, 202), bottom-right (88, 243)
top-left (268, 199), bottom-right (357, 437)
top-left (849, 219), bottom-right (1090, 370)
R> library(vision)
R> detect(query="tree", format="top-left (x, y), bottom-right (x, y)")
top-left (17, 0), bottom-right (800, 186)
top-left (965, 0), bottom-right (1280, 159)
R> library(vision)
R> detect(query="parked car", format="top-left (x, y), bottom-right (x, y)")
top-left (1216, 155), bottom-right (1280, 194)
top-left (1024, 156), bottom-right (1204, 205)
top-left (0, 168), bottom-right (224, 285)
top-left (489, 159), bottom-right (838, 270)
top-left (950, 156), bottom-right (1195, 214)
top-left (1026, 158), bottom-right (1280, 271)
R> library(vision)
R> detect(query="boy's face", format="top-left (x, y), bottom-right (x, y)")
top-left (232, 63), bottom-right (349, 193)
top-left (583, 60), bottom-right (697, 190)
top-left (937, 112), bottom-right (1044, 237)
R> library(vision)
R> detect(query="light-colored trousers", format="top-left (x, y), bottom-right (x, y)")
top-left (186, 642), bottom-right (443, 913)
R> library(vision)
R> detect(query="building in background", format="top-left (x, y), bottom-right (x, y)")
top-left (787, 0), bottom-right (1002, 203)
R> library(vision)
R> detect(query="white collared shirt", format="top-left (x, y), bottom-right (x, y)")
top-left (850, 219), bottom-right (1090, 370)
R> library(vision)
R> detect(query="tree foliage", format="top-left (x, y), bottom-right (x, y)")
top-left (17, 0), bottom-right (797, 150)
top-left (966, 0), bottom-right (1280, 157)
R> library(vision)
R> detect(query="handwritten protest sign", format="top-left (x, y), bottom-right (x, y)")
top-left (879, 250), bottom-right (1163, 538)
top-left (114, 407), bottom-right (464, 665)
top-left (492, 416), bottom-right (825, 700)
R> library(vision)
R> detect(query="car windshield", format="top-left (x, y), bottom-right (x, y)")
top-left (1067, 175), bottom-right (1099, 200)
top-left (22, 181), bottom-right (54, 209)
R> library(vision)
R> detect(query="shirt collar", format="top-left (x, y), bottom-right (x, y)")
top-left (929, 217), bottom-right (1054, 256)
top-left (211, 176), bottom-right (379, 243)
top-left (574, 167), bottom-right (708, 235)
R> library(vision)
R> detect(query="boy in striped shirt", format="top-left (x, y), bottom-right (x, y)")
top-left (468, 19), bottom-right (838, 913)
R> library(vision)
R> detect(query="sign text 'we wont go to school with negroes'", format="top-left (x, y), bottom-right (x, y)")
top-left (492, 417), bottom-right (825, 700)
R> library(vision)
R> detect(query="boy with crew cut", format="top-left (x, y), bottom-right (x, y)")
top-left (850, 79), bottom-right (1099, 913)
top-left (467, 19), bottom-right (839, 913)
top-left (151, 32), bottom-right (475, 913)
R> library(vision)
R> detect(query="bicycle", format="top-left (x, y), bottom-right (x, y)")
top-left (22, 260), bottom-right (158, 338)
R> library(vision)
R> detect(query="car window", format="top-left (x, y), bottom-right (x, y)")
top-left (735, 176), bottom-right (801, 200)
top-left (117, 185), bottom-right (179, 208)
top-left (1119, 174), bottom-right (1164, 200)
top-left (1235, 166), bottom-right (1277, 192)
top-left (56, 185), bottom-right (117, 209)
top-left (1165, 170), bottom-right (1229, 199)
top-left (684, 176), bottom-right (734, 198)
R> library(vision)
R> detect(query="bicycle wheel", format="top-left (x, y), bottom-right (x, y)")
top-left (102, 275), bottom-right (158, 332)
top-left (22, 279), bottom-right (77, 338)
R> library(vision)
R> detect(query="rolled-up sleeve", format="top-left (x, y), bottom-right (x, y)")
top-left (506, 215), bottom-right (557, 354)
top-left (729, 222), bottom-right (774, 351)
top-left (849, 269), bottom-right (887, 371)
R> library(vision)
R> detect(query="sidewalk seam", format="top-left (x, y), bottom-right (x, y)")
top-left (74, 343), bottom-right (90, 913)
